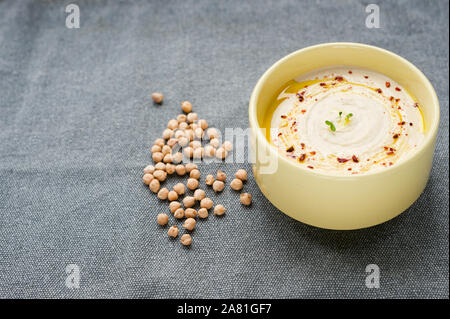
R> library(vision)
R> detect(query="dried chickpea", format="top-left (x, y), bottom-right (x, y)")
top-left (198, 119), bottom-right (208, 130)
top-left (185, 163), bottom-right (198, 173)
top-left (216, 170), bottom-right (226, 182)
top-left (190, 140), bottom-right (201, 149)
top-left (235, 169), bottom-right (247, 181)
top-left (210, 138), bottom-right (220, 148)
top-left (161, 145), bottom-right (172, 156)
top-left (215, 147), bottom-right (227, 160)
top-left (163, 129), bottom-right (174, 140)
top-left (190, 122), bottom-right (198, 130)
top-left (187, 178), bottom-right (199, 190)
top-left (205, 174), bottom-right (215, 186)
top-left (167, 119), bottom-right (178, 130)
top-left (175, 165), bottom-right (186, 176)
top-left (149, 179), bottom-right (160, 193)
top-left (214, 204), bottom-right (226, 216)
top-left (174, 208), bottom-right (185, 219)
top-left (230, 178), bottom-right (243, 191)
top-left (152, 152), bottom-right (164, 163)
top-left (174, 130), bottom-right (185, 139)
top-left (178, 136), bottom-right (189, 147)
top-left (142, 173), bottom-right (154, 185)
top-left (193, 147), bottom-right (204, 159)
top-left (185, 129), bottom-right (194, 141)
top-left (194, 127), bottom-right (203, 139)
top-left (187, 112), bottom-right (198, 123)
top-left (165, 163), bottom-right (175, 175)
top-left (184, 147), bottom-right (193, 158)
top-left (143, 165), bottom-right (155, 174)
top-left (183, 218), bottom-right (196, 231)
top-left (153, 170), bottom-right (167, 182)
top-left (212, 180), bottom-right (225, 192)
top-left (157, 188), bottom-right (169, 200)
top-left (163, 153), bottom-right (172, 163)
top-left (168, 225), bottom-right (179, 237)
top-left (240, 193), bottom-right (252, 206)
top-left (190, 169), bottom-right (200, 180)
top-left (185, 208), bottom-right (197, 219)
top-left (155, 162), bottom-right (166, 171)
top-left (169, 201), bottom-right (181, 213)
top-left (151, 144), bottom-right (162, 153)
top-left (177, 114), bottom-right (187, 123)
top-left (193, 189), bottom-right (206, 201)
top-left (183, 196), bottom-right (196, 208)
top-left (179, 122), bottom-right (188, 130)
top-left (154, 138), bottom-right (165, 148)
top-left (168, 190), bottom-right (178, 201)
top-left (173, 183), bottom-right (186, 195)
top-left (167, 138), bottom-right (178, 148)
top-left (181, 101), bottom-right (192, 113)
top-left (157, 213), bottom-right (169, 226)
top-left (152, 92), bottom-right (163, 104)
top-left (180, 234), bottom-right (192, 246)
top-left (204, 145), bottom-right (215, 157)
top-left (172, 152), bottom-right (183, 164)
top-left (198, 208), bottom-right (208, 219)
top-left (200, 197), bottom-right (213, 210)
top-left (207, 128), bottom-right (218, 139)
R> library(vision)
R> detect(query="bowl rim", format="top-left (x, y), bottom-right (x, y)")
top-left (248, 42), bottom-right (440, 179)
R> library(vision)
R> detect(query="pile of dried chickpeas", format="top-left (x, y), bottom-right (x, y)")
top-left (143, 94), bottom-right (252, 246)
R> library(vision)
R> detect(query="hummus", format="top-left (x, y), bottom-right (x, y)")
top-left (269, 66), bottom-right (425, 175)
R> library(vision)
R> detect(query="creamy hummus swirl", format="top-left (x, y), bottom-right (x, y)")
top-left (270, 66), bottom-right (425, 175)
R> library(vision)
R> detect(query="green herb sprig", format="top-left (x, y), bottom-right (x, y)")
top-left (325, 120), bottom-right (336, 132)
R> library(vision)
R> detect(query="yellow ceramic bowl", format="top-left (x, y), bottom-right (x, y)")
top-left (249, 42), bottom-right (440, 230)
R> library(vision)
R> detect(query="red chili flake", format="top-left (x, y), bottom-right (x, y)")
top-left (331, 82), bottom-right (336, 86)
top-left (286, 146), bottom-right (294, 152)
top-left (376, 88), bottom-right (382, 94)
top-left (384, 146), bottom-right (389, 150)
top-left (348, 168), bottom-right (352, 171)
top-left (390, 147), bottom-right (396, 152)
top-left (409, 122), bottom-right (413, 126)
top-left (395, 87), bottom-right (401, 91)
top-left (300, 143), bottom-right (305, 149)
top-left (281, 115), bottom-right (287, 119)
top-left (301, 109), bottom-right (306, 114)
top-left (398, 121), bottom-right (406, 125)
top-left (335, 76), bottom-right (344, 82)
top-left (310, 151), bottom-right (316, 155)
top-left (413, 103), bottom-right (419, 108)
top-left (307, 166), bottom-right (314, 169)
top-left (299, 154), bottom-right (306, 162)
top-left (277, 132), bottom-right (282, 136)
top-left (348, 70), bottom-right (353, 74)
top-left (297, 95), bottom-right (304, 102)
top-left (385, 81), bottom-right (391, 88)
top-left (389, 162), bottom-right (393, 166)
top-left (395, 98), bottom-right (400, 102)
top-left (352, 155), bottom-right (359, 163)
top-left (337, 158), bottom-right (349, 163)
top-left (319, 82), bottom-right (326, 86)
top-left (294, 129), bottom-right (298, 132)
top-left (387, 151), bottom-right (395, 155)
top-left (389, 96), bottom-right (394, 101)
top-left (299, 91), bottom-right (305, 96)
top-left (393, 134), bottom-right (399, 139)
top-left (364, 75), bottom-right (369, 79)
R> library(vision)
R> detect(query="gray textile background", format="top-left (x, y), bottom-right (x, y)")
top-left (0, 0), bottom-right (448, 299)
